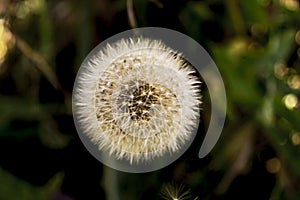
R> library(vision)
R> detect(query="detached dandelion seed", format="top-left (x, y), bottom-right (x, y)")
top-left (161, 183), bottom-right (193, 200)
top-left (73, 37), bottom-right (201, 164)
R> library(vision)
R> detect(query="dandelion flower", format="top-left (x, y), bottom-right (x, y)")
top-left (73, 37), bottom-right (201, 165)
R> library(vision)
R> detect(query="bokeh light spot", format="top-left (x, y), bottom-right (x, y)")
top-left (266, 158), bottom-right (281, 173)
top-left (280, 0), bottom-right (299, 11)
top-left (274, 62), bottom-right (289, 79)
top-left (291, 133), bottom-right (300, 145)
top-left (287, 75), bottom-right (300, 90)
top-left (282, 94), bottom-right (298, 110)
top-left (0, 41), bottom-right (8, 60)
top-left (0, 19), bottom-right (12, 66)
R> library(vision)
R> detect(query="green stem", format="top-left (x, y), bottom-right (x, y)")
top-left (226, 0), bottom-right (246, 36)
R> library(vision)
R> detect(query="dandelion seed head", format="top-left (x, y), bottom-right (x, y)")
top-left (73, 37), bottom-right (201, 164)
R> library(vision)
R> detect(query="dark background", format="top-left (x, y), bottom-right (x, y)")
top-left (0, 0), bottom-right (300, 199)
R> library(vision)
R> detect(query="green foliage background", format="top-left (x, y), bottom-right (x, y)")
top-left (0, 0), bottom-right (300, 199)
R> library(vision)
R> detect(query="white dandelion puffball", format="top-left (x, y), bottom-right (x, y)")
top-left (73, 36), bottom-right (201, 164)
top-left (73, 28), bottom-right (226, 173)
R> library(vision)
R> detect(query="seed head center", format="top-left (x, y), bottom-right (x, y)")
top-left (128, 83), bottom-right (158, 122)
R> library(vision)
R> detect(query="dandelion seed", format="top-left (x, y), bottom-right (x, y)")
top-left (73, 37), bottom-right (201, 165)
top-left (161, 183), bottom-right (192, 200)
